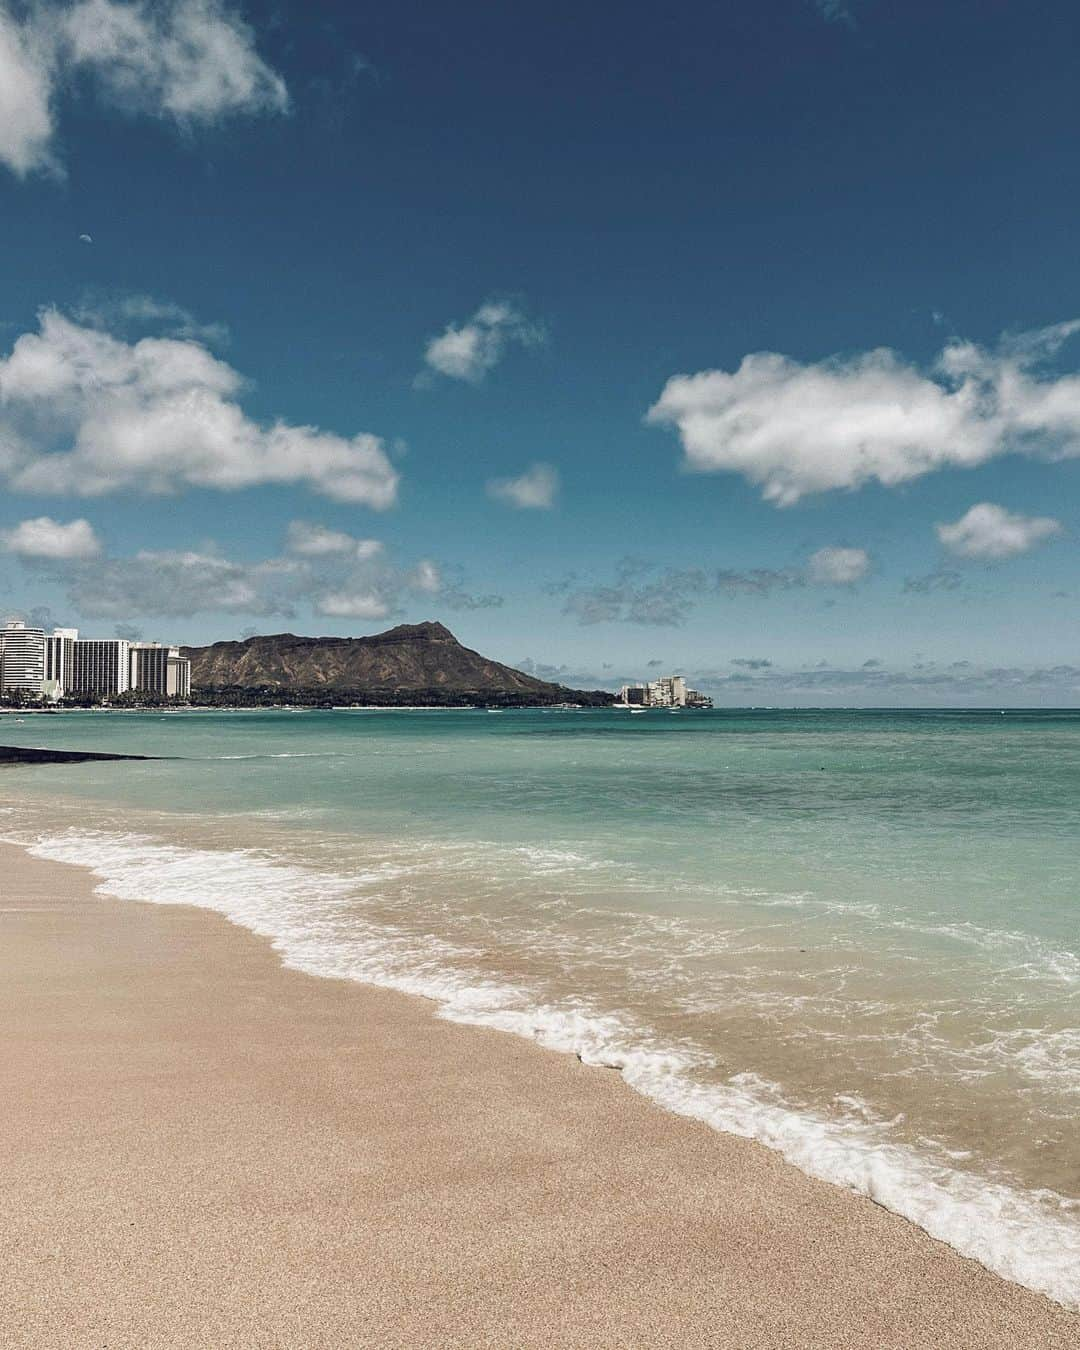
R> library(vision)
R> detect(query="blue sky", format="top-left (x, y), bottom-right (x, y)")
top-left (1, 0), bottom-right (1079, 704)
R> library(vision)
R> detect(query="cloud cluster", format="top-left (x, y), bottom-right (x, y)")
top-left (75, 291), bottom-right (230, 346)
top-left (422, 300), bottom-right (544, 383)
top-left (0, 310), bottom-right (400, 505)
top-left (64, 550), bottom-right (305, 618)
top-left (558, 549), bottom-right (869, 626)
top-left (936, 502), bottom-right (1063, 560)
top-left (560, 562), bottom-right (710, 627)
top-left (806, 546), bottom-right (871, 585)
top-left (902, 569), bottom-right (963, 595)
top-left (428, 571), bottom-right (504, 613)
top-left (314, 589), bottom-right (390, 621)
top-left (0, 7), bottom-right (52, 175)
top-left (286, 520), bottom-right (382, 560)
top-left (0, 514), bottom-right (101, 558)
top-left (6, 517), bottom-right (501, 621)
top-left (714, 568), bottom-right (801, 596)
top-left (486, 461), bottom-right (559, 509)
top-left (690, 660), bottom-right (1080, 707)
top-left (288, 518), bottom-right (390, 617)
top-left (647, 322), bottom-right (1080, 505)
top-left (0, 0), bottom-right (287, 177)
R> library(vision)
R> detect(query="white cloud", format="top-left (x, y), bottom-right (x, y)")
top-left (0, 310), bottom-right (400, 506)
top-left (422, 299), bottom-right (544, 383)
top-left (286, 520), bottom-right (383, 560)
top-left (936, 502), bottom-right (1063, 561)
top-left (647, 322), bottom-right (1080, 506)
top-left (0, 9), bottom-right (55, 176)
top-left (0, 515), bottom-right (101, 559)
top-left (806, 546), bottom-right (870, 585)
top-left (487, 461), bottom-right (559, 510)
top-left (313, 556), bottom-right (501, 619)
top-left (410, 559), bottom-right (441, 593)
top-left (314, 591), bottom-right (391, 620)
top-left (0, 0), bottom-right (287, 177)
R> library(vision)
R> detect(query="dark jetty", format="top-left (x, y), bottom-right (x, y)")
top-left (0, 746), bottom-right (157, 765)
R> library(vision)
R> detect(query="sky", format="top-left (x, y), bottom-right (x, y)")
top-left (1, 0), bottom-right (1079, 705)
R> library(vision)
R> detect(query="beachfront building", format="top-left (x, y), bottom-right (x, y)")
top-left (2, 623), bottom-right (193, 701)
top-left (0, 620), bottom-right (47, 693)
top-left (69, 638), bottom-right (133, 696)
top-left (619, 684), bottom-right (649, 705)
top-left (45, 628), bottom-right (79, 696)
top-left (647, 675), bottom-right (688, 708)
top-left (129, 643), bottom-right (192, 698)
top-left (615, 674), bottom-right (713, 709)
top-left (169, 654), bottom-right (192, 700)
top-left (4, 626), bottom-right (193, 702)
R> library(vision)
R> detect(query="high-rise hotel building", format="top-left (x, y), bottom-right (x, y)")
top-left (129, 643), bottom-right (192, 698)
top-left (1, 621), bottom-right (192, 699)
top-left (0, 621), bottom-right (46, 691)
top-left (44, 628), bottom-right (79, 693)
top-left (70, 638), bottom-right (133, 696)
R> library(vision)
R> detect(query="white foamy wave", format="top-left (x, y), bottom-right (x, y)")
top-left (506, 845), bottom-right (604, 874)
top-left (941, 1027), bottom-right (1080, 1097)
top-left (750, 892), bottom-right (1080, 989)
top-left (269, 752), bottom-right (340, 758)
top-left (206, 752), bottom-right (341, 761)
top-left (1004, 1029), bottom-right (1080, 1095)
top-left (901, 918), bottom-right (1080, 988)
top-left (12, 827), bottom-right (1080, 1310)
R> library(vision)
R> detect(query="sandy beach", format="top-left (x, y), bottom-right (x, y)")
top-left (1, 841), bottom-right (1077, 1349)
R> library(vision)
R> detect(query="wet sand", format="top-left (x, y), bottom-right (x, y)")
top-left (1, 841), bottom-right (1076, 1348)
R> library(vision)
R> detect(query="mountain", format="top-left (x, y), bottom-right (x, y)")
top-left (181, 622), bottom-right (614, 707)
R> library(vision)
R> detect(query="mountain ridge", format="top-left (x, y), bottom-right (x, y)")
top-left (181, 621), bottom-right (613, 707)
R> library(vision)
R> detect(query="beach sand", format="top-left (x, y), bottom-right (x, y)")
top-left (1, 841), bottom-right (1076, 1349)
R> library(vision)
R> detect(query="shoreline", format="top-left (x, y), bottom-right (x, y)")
top-left (2, 841), bottom-right (1077, 1347)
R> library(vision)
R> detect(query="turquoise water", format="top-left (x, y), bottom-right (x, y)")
top-left (2, 707), bottom-right (1079, 1304)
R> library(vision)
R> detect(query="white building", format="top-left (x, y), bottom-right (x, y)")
top-left (44, 628), bottom-right (79, 696)
top-left (615, 673), bottom-right (712, 709)
top-left (2, 620), bottom-right (192, 701)
top-left (69, 639), bottom-right (133, 696)
top-left (129, 643), bottom-right (191, 698)
top-left (646, 675), bottom-right (688, 708)
top-left (0, 621), bottom-right (47, 693)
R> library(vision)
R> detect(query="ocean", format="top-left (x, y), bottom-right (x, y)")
top-left (2, 706), bottom-right (1078, 1306)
